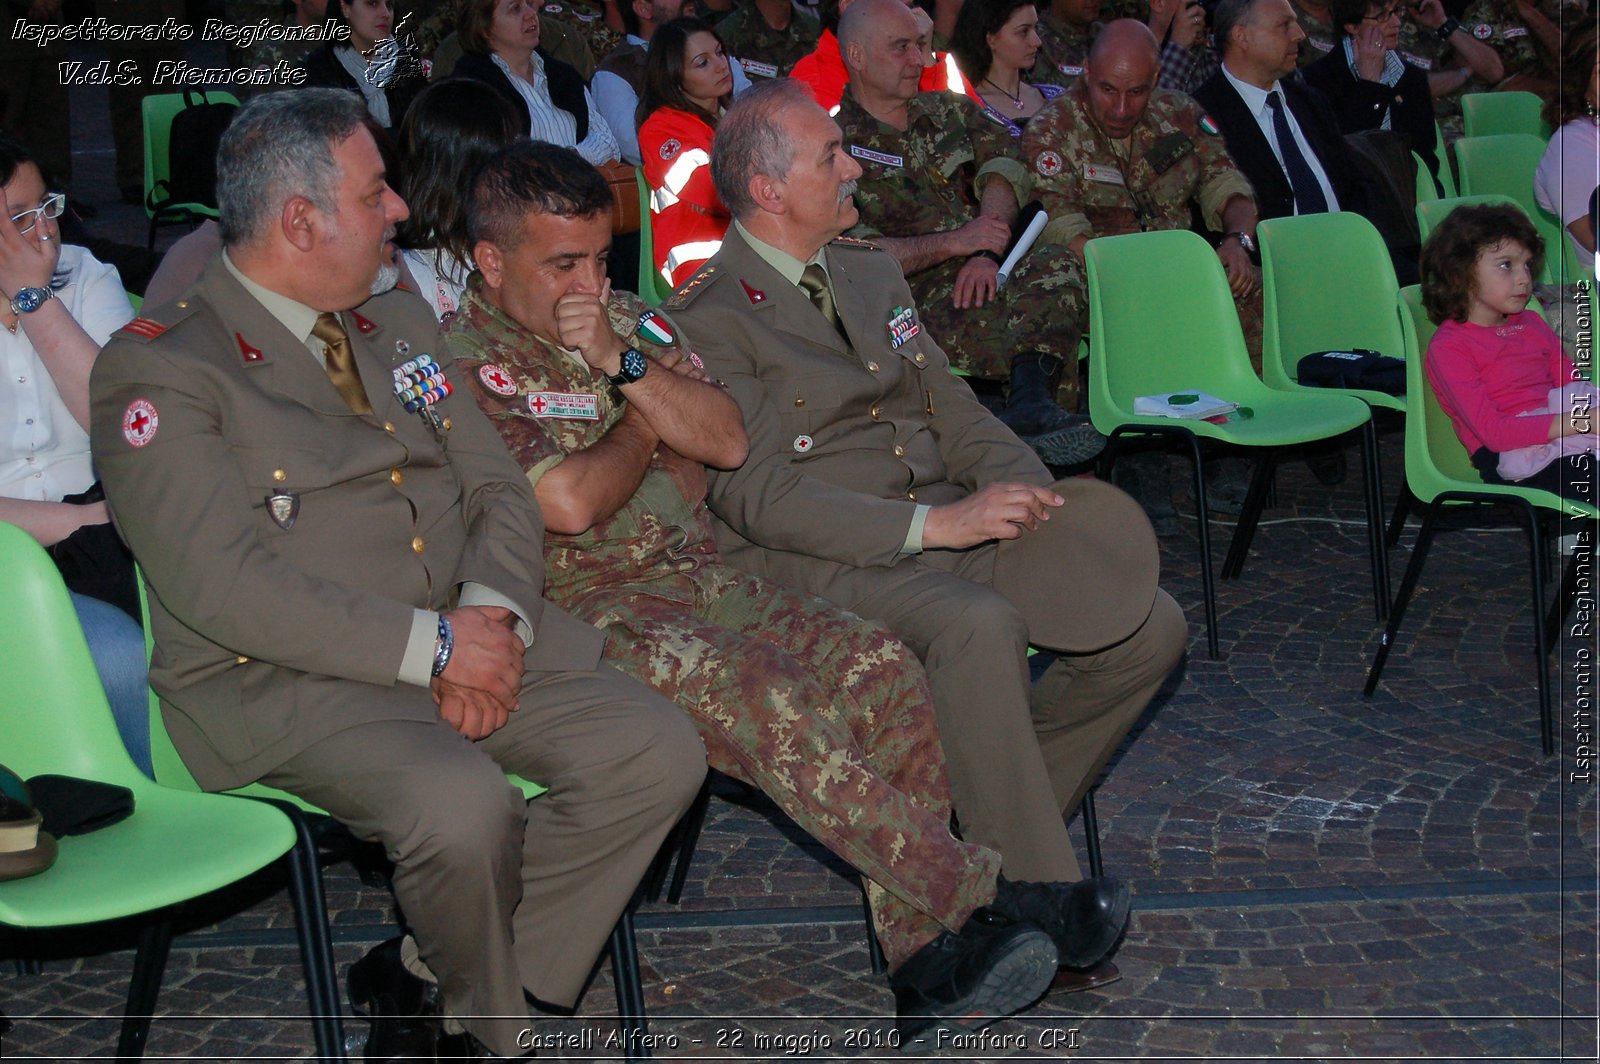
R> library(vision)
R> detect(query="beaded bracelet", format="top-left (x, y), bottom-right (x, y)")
top-left (431, 614), bottom-right (454, 678)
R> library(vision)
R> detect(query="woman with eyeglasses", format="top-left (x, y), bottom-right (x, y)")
top-left (0, 136), bottom-right (150, 775)
top-left (1304, 0), bottom-right (1441, 196)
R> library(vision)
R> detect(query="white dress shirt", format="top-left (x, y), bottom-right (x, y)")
top-left (0, 245), bottom-right (134, 501)
top-left (1220, 63), bottom-right (1340, 214)
top-left (491, 51), bottom-right (621, 166)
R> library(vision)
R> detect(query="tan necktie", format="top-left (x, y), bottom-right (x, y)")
top-left (799, 263), bottom-right (845, 340)
top-left (312, 312), bottom-right (372, 415)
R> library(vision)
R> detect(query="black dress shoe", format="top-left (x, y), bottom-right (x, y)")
top-left (348, 938), bottom-right (441, 1061)
top-left (988, 875), bottom-right (1132, 969)
top-left (889, 912), bottom-right (1058, 1046)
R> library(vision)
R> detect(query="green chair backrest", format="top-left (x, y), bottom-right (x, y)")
top-left (126, 290), bottom-right (143, 312)
top-left (1416, 193), bottom-right (1562, 286)
top-left (140, 91), bottom-right (241, 220)
top-left (1454, 133), bottom-right (1545, 204)
top-left (1461, 91), bottom-right (1549, 140)
top-left (1258, 212), bottom-right (1406, 408)
top-left (0, 522), bottom-right (142, 785)
top-left (1416, 193), bottom-right (1523, 245)
top-left (636, 167), bottom-right (663, 308)
top-left (1413, 122), bottom-right (1455, 203)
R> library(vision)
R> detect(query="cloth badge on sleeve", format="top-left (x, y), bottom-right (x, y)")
top-left (1503, 26), bottom-right (1527, 37)
top-left (849, 144), bottom-right (904, 168)
top-left (793, 434), bottom-right (813, 453)
top-left (887, 306), bottom-right (921, 349)
top-left (119, 317), bottom-right (167, 341)
top-left (1035, 150), bottom-right (1063, 176)
top-left (660, 138), bottom-right (682, 161)
top-left (1472, 22), bottom-right (1492, 38)
top-left (1083, 162), bottom-right (1125, 186)
top-left (528, 392), bottom-right (600, 419)
top-left (637, 310), bottom-right (675, 346)
top-left (1199, 114), bottom-right (1221, 135)
top-left (122, 399), bottom-right (158, 448)
top-left (1058, 63), bottom-right (1083, 76)
top-left (477, 363), bottom-right (518, 397)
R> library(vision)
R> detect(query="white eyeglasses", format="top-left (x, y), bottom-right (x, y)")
top-left (10, 193), bottom-right (66, 236)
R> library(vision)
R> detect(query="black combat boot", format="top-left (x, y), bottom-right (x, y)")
top-left (997, 352), bottom-right (1105, 467)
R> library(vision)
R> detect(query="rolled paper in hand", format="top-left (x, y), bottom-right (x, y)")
top-left (996, 210), bottom-right (1048, 287)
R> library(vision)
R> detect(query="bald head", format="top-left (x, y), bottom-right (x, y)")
top-left (1081, 19), bottom-right (1161, 139)
top-left (840, 0), bottom-right (918, 56)
top-left (841, 0), bottom-right (924, 102)
top-left (1086, 18), bottom-right (1160, 70)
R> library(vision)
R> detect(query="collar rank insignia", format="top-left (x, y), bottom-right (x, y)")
top-left (740, 280), bottom-right (766, 305)
top-left (236, 333), bottom-right (264, 363)
top-left (350, 311), bottom-right (378, 335)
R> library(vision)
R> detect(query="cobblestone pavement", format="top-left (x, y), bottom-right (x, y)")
top-left (2, 25), bottom-right (1597, 1063)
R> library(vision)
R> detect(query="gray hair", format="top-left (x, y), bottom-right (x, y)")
top-left (711, 79), bottom-right (816, 222)
top-left (1211, 0), bottom-right (1261, 57)
top-left (216, 89), bottom-right (371, 247)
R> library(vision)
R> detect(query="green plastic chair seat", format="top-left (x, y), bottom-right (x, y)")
top-left (1461, 91), bottom-right (1550, 140)
top-left (1258, 211), bottom-right (1407, 414)
top-left (140, 91), bottom-right (239, 248)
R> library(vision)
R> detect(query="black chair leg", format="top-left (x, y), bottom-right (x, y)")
top-left (1181, 434), bottom-right (1219, 657)
top-left (116, 907), bottom-right (176, 1059)
top-left (1386, 483), bottom-right (1414, 549)
top-left (1365, 498), bottom-right (1446, 696)
top-left (1221, 451), bottom-right (1277, 580)
top-left (608, 913), bottom-right (650, 1062)
top-left (647, 774), bottom-right (711, 905)
top-left (1359, 420), bottom-right (1391, 619)
top-left (1081, 787), bottom-right (1103, 879)
top-left (275, 807), bottom-right (346, 1060)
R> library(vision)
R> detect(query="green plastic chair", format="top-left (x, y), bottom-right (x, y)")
top-left (1413, 121), bottom-right (1455, 203)
top-left (1461, 91), bottom-right (1550, 140)
top-left (1084, 229), bottom-right (1388, 657)
top-left (0, 521), bottom-right (298, 1059)
top-left (1363, 287), bottom-right (1597, 754)
top-left (636, 167), bottom-right (672, 308)
top-left (1451, 135), bottom-right (1586, 285)
top-left (137, 571), bottom-right (684, 1062)
top-left (140, 91), bottom-right (239, 249)
top-left (1416, 192), bottom-right (1564, 286)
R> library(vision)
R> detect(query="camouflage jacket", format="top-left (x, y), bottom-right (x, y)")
top-left (1291, 0), bottom-right (1340, 67)
top-left (837, 89), bottom-right (1030, 243)
top-left (1020, 81), bottom-right (1255, 244)
top-left (716, 1), bottom-right (822, 79)
top-left (1034, 13), bottom-right (1098, 79)
top-left (442, 279), bottom-right (718, 605)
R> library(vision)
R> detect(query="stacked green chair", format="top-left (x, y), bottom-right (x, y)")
top-left (138, 574), bottom-right (687, 1061)
top-left (1461, 91), bottom-right (1550, 140)
top-left (1084, 229), bottom-right (1388, 657)
top-left (1363, 288), bottom-right (1597, 754)
top-left (1413, 122), bottom-right (1456, 204)
top-left (140, 91), bottom-right (240, 249)
top-left (1452, 134), bottom-right (1588, 285)
top-left (0, 522), bottom-right (299, 1059)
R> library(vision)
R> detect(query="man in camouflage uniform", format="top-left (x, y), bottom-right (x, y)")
top-left (1393, 0), bottom-right (1513, 136)
top-left (1036, 0), bottom-right (1104, 78)
top-left (839, 0), bottom-right (1103, 466)
top-left (443, 140), bottom-right (1129, 1035)
top-left (1288, 0), bottom-right (1340, 64)
top-left (716, 0), bottom-right (823, 79)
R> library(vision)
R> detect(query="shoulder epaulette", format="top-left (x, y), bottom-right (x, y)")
top-left (660, 263), bottom-right (719, 310)
top-left (830, 235), bottom-right (882, 252)
top-left (112, 298), bottom-right (201, 345)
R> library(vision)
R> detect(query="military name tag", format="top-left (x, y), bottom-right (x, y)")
top-left (1503, 26), bottom-right (1527, 38)
top-left (1400, 51), bottom-right (1432, 69)
top-left (740, 58), bottom-right (778, 78)
top-left (849, 144), bottom-right (904, 167)
top-left (528, 392), bottom-right (600, 419)
top-left (1307, 36), bottom-right (1334, 51)
top-left (1058, 63), bottom-right (1083, 76)
top-left (266, 491), bottom-right (299, 530)
top-left (1083, 162), bottom-right (1125, 186)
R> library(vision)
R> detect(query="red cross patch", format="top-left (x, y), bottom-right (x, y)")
top-left (477, 363), bottom-right (518, 397)
top-left (792, 434), bottom-right (813, 453)
top-left (236, 332), bottom-right (263, 363)
top-left (741, 280), bottom-right (766, 305)
top-left (1035, 150), bottom-right (1063, 177)
top-left (122, 399), bottom-right (158, 448)
top-left (660, 137), bottom-right (681, 161)
top-left (528, 393), bottom-right (549, 414)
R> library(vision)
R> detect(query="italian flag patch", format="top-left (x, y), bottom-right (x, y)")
top-left (1199, 114), bottom-right (1220, 136)
top-left (637, 310), bottom-right (675, 347)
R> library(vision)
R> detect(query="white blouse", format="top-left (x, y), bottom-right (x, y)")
top-left (0, 245), bottom-right (135, 501)
top-left (490, 51), bottom-right (621, 166)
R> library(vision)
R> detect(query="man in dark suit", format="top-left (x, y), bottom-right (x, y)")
top-left (1194, 0), bottom-right (1365, 225)
top-left (89, 89), bottom-right (705, 1060)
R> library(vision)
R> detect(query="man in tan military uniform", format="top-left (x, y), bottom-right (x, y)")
top-left (837, 0), bottom-right (1100, 466)
top-left (88, 90), bottom-right (704, 1059)
top-left (443, 142), bottom-right (1138, 1036)
top-left (670, 80), bottom-right (1189, 993)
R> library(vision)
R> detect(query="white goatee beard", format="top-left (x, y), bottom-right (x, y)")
top-left (370, 261), bottom-right (401, 296)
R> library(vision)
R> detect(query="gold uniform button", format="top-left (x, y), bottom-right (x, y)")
top-left (390, 468), bottom-right (404, 486)
top-left (914, 353), bottom-right (927, 364)
top-left (870, 404), bottom-right (882, 420)
top-left (894, 444), bottom-right (906, 457)
top-left (867, 361), bottom-right (880, 372)
top-left (794, 397), bottom-right (805, 407)
top-left (176, 301), bottom-right (188, 309)
top-left (411, 537), bottom-right (425, 553)
top-left (272, 469), bottom-right (286, 482)
top-left (908, 490), bottom-right (917, 501)
top-left (384, 421), bottom-right (397, 433)
top-left (441, 418), bottom-right (452, 431)
top-left (236, 655), bottom-right (249, 664)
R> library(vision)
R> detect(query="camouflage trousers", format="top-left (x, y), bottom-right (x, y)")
top-left (910, 241), bottom-right (1087, 410)
top-left (564, 564), bottom-right (1003, 968)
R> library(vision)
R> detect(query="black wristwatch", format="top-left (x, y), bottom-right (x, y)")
top-left (605, 347), bottom-right (649, 388)
top-left (1436, 16), bottom-right (1461, 39)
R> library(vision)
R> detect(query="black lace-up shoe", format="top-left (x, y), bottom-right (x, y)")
top-left (988, 875), bottom-right (1132, 969)
top-left (890, 911), bottom-right (1058, 1046)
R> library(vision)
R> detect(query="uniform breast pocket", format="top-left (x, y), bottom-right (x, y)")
top-left (229, 444), bottom-right (339, 535)
top-left (776, 374), bottom-right (850, 448)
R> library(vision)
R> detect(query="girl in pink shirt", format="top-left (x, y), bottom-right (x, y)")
top-left (1422, 203), bottom-right (1595, 505)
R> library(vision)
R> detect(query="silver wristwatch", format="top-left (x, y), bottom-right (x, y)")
top-left (9, 287), bottom-right (54, 316)
top-left (1226, 231), bottom-right (1257, 255)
